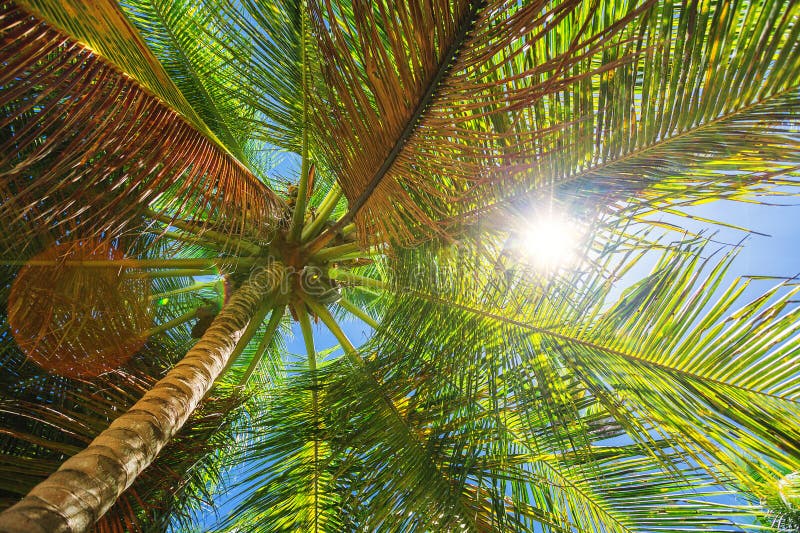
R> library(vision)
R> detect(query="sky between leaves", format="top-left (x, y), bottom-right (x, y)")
top-left (191, 194), bottom-right (800, 531)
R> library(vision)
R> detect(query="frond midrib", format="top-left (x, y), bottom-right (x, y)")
top-left (400, 287), bottom-right (800, 406)
top-left (449, 82), bottom-right (800, 228)
top-left (352, 362), bottom-right (481, 531)
top-left (322, 0), bottom-right (487, 237)
top-left (15, 0), bottom-right (257, 180)
top-left (144, 0), bottom-right (252, 166)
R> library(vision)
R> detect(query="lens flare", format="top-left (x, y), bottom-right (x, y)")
top-left (8, 240), bottom-right (153, 378)
top-left (518, 214), bottom-right (580, 270)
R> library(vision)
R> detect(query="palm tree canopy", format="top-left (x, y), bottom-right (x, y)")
top-left (1, 0), bottom-right (800, 531)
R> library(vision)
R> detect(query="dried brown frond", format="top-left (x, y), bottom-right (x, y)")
top-left (0, 2), bottom-right (283, 254)
top-left (308, 0), bottom-right (477, 246)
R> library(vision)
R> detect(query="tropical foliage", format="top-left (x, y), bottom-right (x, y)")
top-left (0, 0), bottom-right (799, 531)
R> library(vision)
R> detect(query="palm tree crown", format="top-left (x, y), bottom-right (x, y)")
top-left (1, 0), bottom-right (800, 531)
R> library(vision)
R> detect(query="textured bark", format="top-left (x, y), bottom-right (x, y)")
top-left (0, 265), bottom-right (283, 533)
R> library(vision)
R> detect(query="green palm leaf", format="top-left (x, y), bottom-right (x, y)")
top-left (118, 0), bottom-right (259, 167)
top-left (1, 0), bottom-right (800, 531)
top-left (373, 232), bottom-right (800, 505)
top-left (305, 0), bottom-right (799, 247)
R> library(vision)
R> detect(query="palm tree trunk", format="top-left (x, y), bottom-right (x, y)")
top-left (0, 263), bottom-right (284, 533)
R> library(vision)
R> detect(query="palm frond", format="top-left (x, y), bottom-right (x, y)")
top-left (118, 0), bottom-right (264, 172)
top-left (0, 1), bottom-right (284, 255)
top-left (175, 0), bottom-right (310, 156)
top-left (329, 327), bottom-right (764, 531)
top-left (306, 0), bottom-right (799, 247)
top-left (560, 246), bottom-right (800, 490)
top-left (366, 228), bottom-right (800, 521)
top-left (218, 367), bottom-right (346, 533)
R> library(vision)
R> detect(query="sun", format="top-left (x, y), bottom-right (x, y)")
top-left (517, 213), bottom-right (580, 270)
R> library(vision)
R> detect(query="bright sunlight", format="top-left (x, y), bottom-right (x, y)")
top-left (518, 213), bottom-right (580, 270)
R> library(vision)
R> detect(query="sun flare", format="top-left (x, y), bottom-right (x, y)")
top-left (518, 214), bottom-right (579, 270)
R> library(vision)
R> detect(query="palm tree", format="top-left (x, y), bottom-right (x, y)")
top-left (1, 0), bottom-right (799, 531)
